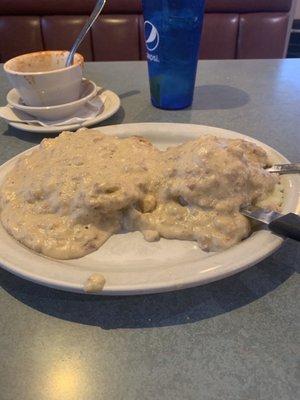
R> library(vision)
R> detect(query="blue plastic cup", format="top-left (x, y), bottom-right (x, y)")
top-left (142, 0), bottom-right (205, 110)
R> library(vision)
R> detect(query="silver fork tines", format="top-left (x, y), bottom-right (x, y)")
top-left (267, 163), bottom-right (300, 174)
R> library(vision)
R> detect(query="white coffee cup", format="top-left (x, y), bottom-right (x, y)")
top-left (4, 50), bottom-right (84, 107)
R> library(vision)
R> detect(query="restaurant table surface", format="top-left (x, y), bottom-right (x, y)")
top-left (0, 59), bottom-right (299, 400)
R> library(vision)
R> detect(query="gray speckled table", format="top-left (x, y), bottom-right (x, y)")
top-left (0, 60), bottom-right (299, 400)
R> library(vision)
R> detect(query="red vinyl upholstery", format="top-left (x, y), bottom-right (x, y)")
top-left (0, 0), bottom-right (292, 62)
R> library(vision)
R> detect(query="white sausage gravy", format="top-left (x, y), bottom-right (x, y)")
top-left (0, 129), bottom-right (280, 259)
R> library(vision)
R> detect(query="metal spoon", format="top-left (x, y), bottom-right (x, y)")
top-left (65, 0), bottom-right (106, 67)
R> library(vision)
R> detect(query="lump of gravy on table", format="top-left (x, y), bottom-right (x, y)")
top-left (0, 129), bottom-right (280, 259)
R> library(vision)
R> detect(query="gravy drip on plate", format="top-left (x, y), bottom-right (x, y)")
top-left (0, 130), bottom-right (278, 259)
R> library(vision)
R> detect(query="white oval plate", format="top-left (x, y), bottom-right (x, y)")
top-left (0, 123), bottom-right (299, 295)
top-left (8, 89), bottom-right (120, 133)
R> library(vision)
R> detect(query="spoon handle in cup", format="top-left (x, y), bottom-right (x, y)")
top-left (66, 0), bottom-right (107, 67)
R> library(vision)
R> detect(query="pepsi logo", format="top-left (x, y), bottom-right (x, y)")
top-left (144, 21), bottom-right (159, 52)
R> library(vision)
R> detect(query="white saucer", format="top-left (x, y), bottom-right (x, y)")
top-left (7, 79), bottom-right (98, 121)
top-left (8, 89), bottom-right (121, 133)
